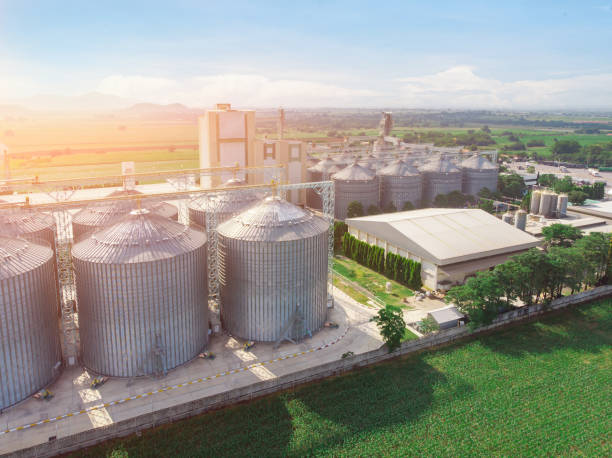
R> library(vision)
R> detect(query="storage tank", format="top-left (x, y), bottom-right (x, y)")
top-left (530, 190), bottom-right (542, 215)
top-left (188, 180), bottom-right (260, 230)
top-left (357, 154), bottom-right (384, 170)
top-left (306, 158), bottom-right (337, 210)
top-left (539, 191), bottom-right (553, 217)
top-left (377, 159), bottom-right (422, 210)
top-left (558, 194), bottom-right (568, 217)
top-left (218, 196), bottom-right (328, 342)
top-left (461, 154), bottom-right (499, 195)
top-left (0, 237), bottom-right (62, 410)
top-left (515, 210), bottom-right (527, 230)
top-left (419, 156), bottom-right (463, 204)
top-left (502, 211), bottom-right (514, 225)
top-left (72, 189), bottom-right (178, 242)
top-left (549, 193), bottom-right (559, 218)
top-left (332, 162), bottom-right (379, 219)
top-left (72, 209), bottom-right (208, 377)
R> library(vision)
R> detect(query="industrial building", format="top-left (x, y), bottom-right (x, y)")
top-left (217, 195), bottom-right (329, 342)
top-left (346, 208), bottom-right (540, 290)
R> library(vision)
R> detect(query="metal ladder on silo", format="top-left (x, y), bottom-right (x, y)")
top-left (274, 304), bottom-right (309, 349)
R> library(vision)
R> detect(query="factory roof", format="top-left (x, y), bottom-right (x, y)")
top-left (346, 208), bottom-right (540, 265)
top-left (428, 306), bottom-right (464, 327)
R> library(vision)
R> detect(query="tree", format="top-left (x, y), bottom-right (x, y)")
top-left (478, 187), bottom-right (494, 199)
top-left (402, 201), bottom-right (415, 211)
top-left (520, 192), bottom-right (531, 211)
top-left (498, 173), bottom-right (526, 199)
top-left (382, 202), bottom-right (397, 213)
top-left (552, 139), bottom-right (581, 157)
top-left (447, 190), bottom-right (467, 208)
top-left (568, 190), bottom-right (588, 205)
top-left (542, 224), bottom-right (582, 248)
top-left (346, 201), bottom-right (364, 218)
top-left (478, 198), bottom-right (495, 214)
top-left (510, 249), bottom-right (551, 305)
top-left (538, 174), bottom-right (557, 188)
top-left (446, 271), bottom-right (505, 329)
top-left (433, 194), bottom-right (448, 207)
top-left (481, 125), bottom-right (491, 133)
top-left (333, 221), bottom-right (348, 252)
top-left (553, 176), bottom-right (574, 194)
top-left (371, 305), bottom-right (406, 352)
top-left (367, 204), bottom-right (381, 215)
top-left (574, 233), bottom-right (610, 286)
top-left (419, 316), bottom-right (439, 334)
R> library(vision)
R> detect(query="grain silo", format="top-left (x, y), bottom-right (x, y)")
top-left (357, 154), bottom-right (383, 170)
top-left (306, 158), bottom-right (337, 210)
top-left (188, 180), bottom-right (260, 230)
top-left (377, 159), bottom-right (422, 210)
top-left (72, 189), bottom-right (178, 242)
top-left (558, 194), bottom-right (568, 217)
top-left (530, 190), bottom-right (542, 214)
top-left (72, 210), bottom-right (208, 377)
top-left (515, 210), bottom-right (527, 230)
top-left (461, 154), bottom-right (499, 195)
top-left (332, 162), bottom-right (379, 219)
top-left (419, 156), bottom-right (463, 204)
top-left (218, 196), bottom-right (328, 342)
top-left (0, 237), bottom-right (61, 410)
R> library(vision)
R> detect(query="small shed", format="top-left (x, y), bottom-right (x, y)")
top-left (427, 306), bottom-right (465, 330)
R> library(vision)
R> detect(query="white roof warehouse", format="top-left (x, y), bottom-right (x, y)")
top-left (346, 208), bottom-right (540, 290)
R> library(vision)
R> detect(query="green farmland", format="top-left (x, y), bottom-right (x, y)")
top-left (74, 299), bottom-right (612, 457)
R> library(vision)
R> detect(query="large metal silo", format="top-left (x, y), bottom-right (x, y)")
top-left (306, 158), bottom-right (337, 210)
top-left (461, 154), bottom-right (499, 195)
top-left (419, 156), bottom-right (462, 204)
top-left (218, 196), bottom-right (328, 342)
top-left (377, 159), bottom-right (423, 210)
top-left (332, 162), bottom-right (379, 219)
top-left (72, 209), bottom-right (208, 377)
top-left (0, 237), bottom-right (62, 410)
top-left (72, 189), bottom-right (178, 242)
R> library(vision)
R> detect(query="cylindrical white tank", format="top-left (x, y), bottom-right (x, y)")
top-left (558, 194), bottom-right (568, 217)
top-left (515, 210), bottom-right (527, 231)
top-left (502, 211), bottom-right (514, 224)
top-left (539, 192), bottom-right (553, 217)
top-left (530, 190), bottom-right (541, 215)
top-left (549, 193), bottom-right (558, 218)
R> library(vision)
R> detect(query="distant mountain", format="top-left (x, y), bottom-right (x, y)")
top-left (118, 102), bottom-right (204, 120)
top-left (7, 92), bottom-right (136, 112)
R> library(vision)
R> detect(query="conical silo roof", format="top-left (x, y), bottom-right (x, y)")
top-left (0, 236), bottom-right (53, 279)
top-left (377, 159), bottom-right (420, 177)
top-left (419, 156), bottom-right (461, 173)
top-left (72, 209), bottom-right (206, 264)
top-left (217, 195), bottom-right (328, 242)
top-left (332, 162), bottom-right (376, 181)
top-left (307, 158), bottom-right (337, 173)
top-left (461, 154), bottom-right (497, 170)
top-left (0, 208), bottom-right (55, 240)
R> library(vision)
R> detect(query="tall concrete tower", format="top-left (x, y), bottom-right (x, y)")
top-left (199, 104), bottom-right (256, 188)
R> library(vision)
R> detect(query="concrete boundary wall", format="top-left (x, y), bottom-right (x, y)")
top-left (10, 285), bottom-right (612, 458)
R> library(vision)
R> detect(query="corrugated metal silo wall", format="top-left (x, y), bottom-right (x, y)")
top-left (380, 175), bottom-right (422, 209)
top-left (219, 231), bottom-right (328, 342)
top-left (0, 255), bottom-right (61, 409)
top-left (334, 179), bottom-right (379, 219)
top-left (422, 171), bottom-right (462, 203)
top-left (461, 169), bottom-right (499, 195)
top-left (306, 170), bottom-right (323, 209)
top-left (73, 245), bottom-right (208, 377)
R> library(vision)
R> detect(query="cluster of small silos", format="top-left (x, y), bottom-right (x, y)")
top-left (529, 190), bottom-right (567, 218)
top-left (305, 153), bottom-right (498, 218)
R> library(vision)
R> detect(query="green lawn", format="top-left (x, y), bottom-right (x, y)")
top-left (74, 299), bottom-right (612, 457)
top-left (333, 256), bottom-right (414, 309)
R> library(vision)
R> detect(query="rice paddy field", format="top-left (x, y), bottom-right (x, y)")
top-left (72, 299), bottom-right (612, 457)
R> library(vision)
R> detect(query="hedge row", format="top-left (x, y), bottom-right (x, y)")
top-left (342, 233), bottom-right (422, 290)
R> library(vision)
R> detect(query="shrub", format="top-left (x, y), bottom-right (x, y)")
top-left (371, 305), bottom-right (406, 352)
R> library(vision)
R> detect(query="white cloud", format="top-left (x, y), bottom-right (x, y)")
top-left (395, 66), bottom-right (612, 109)
top-left (97, 75), bottom-right (178, 104)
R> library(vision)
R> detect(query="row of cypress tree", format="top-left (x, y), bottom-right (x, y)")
top-left (342, 233), bottom-right (422, 290)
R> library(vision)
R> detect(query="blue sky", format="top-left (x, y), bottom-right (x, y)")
top-left (1, 0), bottom-right (611, 109)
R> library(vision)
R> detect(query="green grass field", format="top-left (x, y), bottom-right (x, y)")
top-left (333, 256), bottom-right (414, 309)
top-left (74, 299), bottom-right (612, 457)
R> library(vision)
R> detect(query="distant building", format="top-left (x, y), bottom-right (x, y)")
top-left (427, 305), bottom-right (465, 330)
top-left (198, 104), bottom-right (307, 203)
top-left (346, 208), bottom-right (540, 290)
